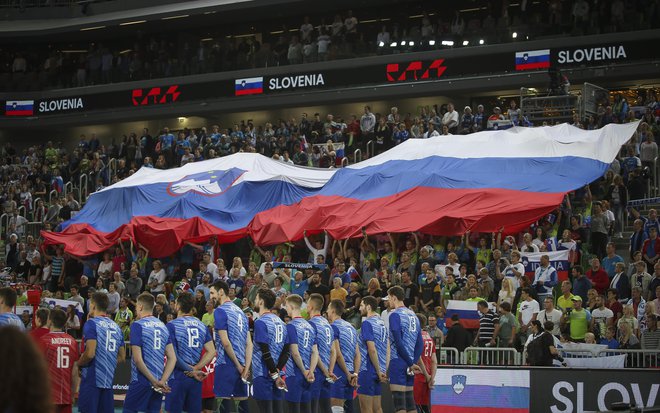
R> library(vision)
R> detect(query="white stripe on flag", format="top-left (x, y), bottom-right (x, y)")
top-left (435, 368), bottom-right (530, 387)
top-left (515, 49), bottom-right (549, 58)
top-left (235, 77), bottom-right (263, 85)
top-left (7, 100), bottom-right (34, 106)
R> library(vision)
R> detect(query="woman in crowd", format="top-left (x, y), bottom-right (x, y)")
top-left (617, 304), bottom-right (640, 338)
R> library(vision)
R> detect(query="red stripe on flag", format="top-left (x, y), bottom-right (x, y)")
top-left (515, 62), bottom-right (550, 71)
top-left (432, 406), bottom-right (528, 413)
top-left (6, 110), bottom-right (33, 116)
top-left (235, 88), bottom-right (263, 96)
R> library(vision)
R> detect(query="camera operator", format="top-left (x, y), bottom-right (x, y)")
top-left (526, 320), bottom-right (565, 366)
top-left (560, 295), bottom-right (592, 342)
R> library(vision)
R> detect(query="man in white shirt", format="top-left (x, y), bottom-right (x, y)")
top-left (533, 255), bottom-right (558, 302)
top-left (202, 253), bottom-right (217, 278)
top-left (303, 230), bottom-right (329, 262)
top-left (518, 287), bottom-right (540, 342)
top-left (442, 103), bottom-right (459, 134)
top-left (520, 233), bottom-right (540, 253)
top-left (423, 123), bottom-right (440, 139)
top-left (537, 297), bottom-right (562, 336)
top-left (591, 294), bottom-right (614, 334)
top-left (502, 251), bottom-right (526, 290)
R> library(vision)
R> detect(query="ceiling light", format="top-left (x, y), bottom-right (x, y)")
top-left (161, 14), bottom-right (189, 20)
top-left (119, 20), bottom-right (147, 26)
top-left (479, 39), bottom-right (485, 45)
top-left (512, 32), bottom-right (518, 38)
top-left (429, 40), bottom-right (436, 46)
top-left (462, 40), bottom-right (469, 46)
top-left (80, 25), bottom-right (105, 31)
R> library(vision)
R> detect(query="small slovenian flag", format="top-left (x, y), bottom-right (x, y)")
top-left (235, 77), bottom-right (264, 96)
top-left (515, 49), bottom-right (550, 71)
top-left (5, 100), bottom-right (34, 116)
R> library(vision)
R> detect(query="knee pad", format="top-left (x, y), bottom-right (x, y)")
top-left (392, 391), bottom-right (407, 412)
top-left (405, 391), bottom-right (415, 410)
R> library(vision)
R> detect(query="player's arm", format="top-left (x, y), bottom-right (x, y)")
top-left (390, 315), bottom-right (415, 367)
top-left (309, 343), bottom-right (320, 374)
top-left (353, 342), bottom-right (361, 375)
top-left (71, 362), bottom-right (80, 399)
top-left (194, 340), bottom-right (216, 371)
top-left (131, 345), bottom-right (160, 387)
top-left (366, 340), bottom-right (383, 376)
top-left (160, 343), bottom-right (177, 387)
top-left (219, 330), bottom-right (243, 370)
top-left (242, 331), bottom-right (254, 379)
top-left (77, 339), bottom-right (96, 367)
top-left (289, 343), bottom-right (307, 374)
top-left (276, 344), bottom-right (290, 370)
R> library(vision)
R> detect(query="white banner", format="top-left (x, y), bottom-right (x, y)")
top-left (564, 354), bottom-right (626, 369)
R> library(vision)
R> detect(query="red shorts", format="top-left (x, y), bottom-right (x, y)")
top-left (413, 375), bottom-right (430, 406)
top-left (55, 405), bottom-right (72, 413)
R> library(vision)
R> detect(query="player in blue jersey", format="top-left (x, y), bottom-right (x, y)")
top-left (165, 291), bottom-right (216, 413)
top-left (0, 287), bottom-right (25, 330)
top-left (78, 292), bottom-right (127, 413)
top-left (327, 299), bottom-right (360, 413)
top-left (307, 293), bottom-right (337, 413)
top-left (124, 293), bottom-right (177, 413)
top-left (285, 294), bottom-right (319, 413)
top-left (209, 280), bottom-right (253, 413)
top-left (357, 295), bottom-right (389, 413)
top-left (252, 288), bottom-right (290, 413)
top-left (387, 286), bottom-right (423, 413)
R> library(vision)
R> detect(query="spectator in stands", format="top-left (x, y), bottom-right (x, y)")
top-left (627, 286), bottom-right (647, 326)
top-left (537, 297), bottom-right (562, 336)
top-left (496, 301), bottom-right (518, 348)
top-left (572, 265), bottom-right (593, 303)
top-left (590, 202), bottom-right (609, 259)
top-left (591, 294), bottom-right (614, 336)
top-left (642, 227), bottom-right (660, 269)
top-left (533, 254), bottom-right (558, 302)
top-left (444, 314), bottom-right (471, 361)
top-left (520, 233), bottom-right (539, 253)
top-left (526, 320), bottom-right (562, 366)
top-left (610, 262), bottom-right (631, 301)
top-left (630, 262), bottom-right (652, 300)
top-left (599, 326), bottom-right (620, 349)
top-left (586, 258), bottom-right (609, 295)
top-left (561, 295), bottom-right (592, 342)
top-left (618, 304), bottom-right (640, 338)
top-left (442, 103), bottom-right (459, 134)
top-left (630, 219), bottom-right (648, 261)
top-left (641, 314), bottom-right (659, 349)
top-left (517, 287), bottom-right (539, 345)
top-left (618, 322), bottom-right (641, 349)
top-left (601, 242), bottom-right (624, 279)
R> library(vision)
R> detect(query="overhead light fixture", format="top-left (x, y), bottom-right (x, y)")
top-left (378, 41), bottom-right (385, 47)
top-left (80, 25), bottom-right (105, 31)
top-left (400, 41), bottom-right (406, 46)
top-left (429, 40), bottom-right (436, 46)
top-left (361, 19), bottom-right (378, 23)
top-left (203, 10), bottom-right (216, 14)
top-left (462, 40), bottom-right (469, 46)
top-left (479, 39), bottom-right (485, 45)
top-left (441, 40), bottom-right (454, 46)
top-left (178, 117), bottom-right (187, 123)
top-left (61, 49), bottom-right (88, 53)
top-left (201, 37), bottom-right (213, 42)
top-left (526, 35), bottom-right (529, 40)
top-left (161, 14), bottom-right (189, 20)
top-left (119, 49), bottom-right (132, 54)
top-left (512, 32), bottom-right (518, 38)
top-left (119, 20), bottom-right (146, 26)
top-left (270, 30), bottom-right (284, 34)
top-left (389, 42), bottom-right (397, 47)
top-left (408, 14), bottom-right (423, 18)
top-left (408, 41), bottom-right (414, 46)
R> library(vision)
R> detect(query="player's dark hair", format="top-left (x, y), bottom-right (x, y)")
top-left (257, 288), bottom-right (276, 310)
top-left (416, 313), bottom-right (427, 327)
top-left (387, 285), bottom-right (405, 302)
top-left (90, 292), bottom-right (109, 313)
top-left (285, 294), bottom-right (303, 309)
top-left (35, 308), bottom-right (49, 326)
top-left (0, 326), bottom-right (52, 412)
top-left (329, 299), bottom-right (345, 316)
top-left (137, 293), bottom-right (155, 312)
top-left (211, 280), bottom-right (229, 296)
top-left (176, 292), bottom-right (194, 314)
top-left (308, 293), bottom-right (325, 311)
top-left (48, 308), bottom-right (67, 330)
top-left (362, 295), bottom-right (379, 312)
top-left (0, 287), bottom-right (17, 308)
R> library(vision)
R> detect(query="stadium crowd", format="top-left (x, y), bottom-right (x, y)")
top-left (2, 0), bottom-right (659, 91)
top-left (1, 92), bottom-right (660, 364)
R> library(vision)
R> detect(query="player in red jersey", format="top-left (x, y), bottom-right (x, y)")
top-left (413, 314), bottom-right (437, 413)
top-left (39, 308), bottom-right (80, 413)
top-left (201, 349), bottom-right (217, 413)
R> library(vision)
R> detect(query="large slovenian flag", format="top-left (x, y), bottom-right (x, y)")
top-left (515, 49), bottom-right (550, 71)
top-left (41, 122), bottom-right (637, 257)
top-left (432, 368), bottom-right (530, 413)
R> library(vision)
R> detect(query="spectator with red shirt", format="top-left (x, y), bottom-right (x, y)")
top-left (585, 258), bottom-right (609, 295)
top-left (641, 227), bottom-right (660, 269)
top-left (29, 308), bottom-right (51, 342)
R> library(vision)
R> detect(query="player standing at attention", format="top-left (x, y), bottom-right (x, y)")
top-left (307, 293), bottom-right (337, 413)
top-left (412, 314), bottom-right (437, 413)
top-left (285, 294), bottom-right (319, 413)
top-left (210, 280), bottom-right (253, 413)
top-left (252, 288), bottom-right (290, 413)
top-left (327, 299), bottom-right (360, 413)
top-left (124, 293), bottom-right (177, 413)
top-left (77, 292), bottom-right (126, 413)
top-left (387, 286), bottom-right (424, 413)
top-left (357, 295), bottom-right (389, 413)
top-left (39, 308), bottom-right (80, 413)
top-left (165, 291), bottom-right (216, 413)
top-left (0, 287), bottom-right (25, 330)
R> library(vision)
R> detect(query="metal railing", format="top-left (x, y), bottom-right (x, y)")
top-left (17, 205), bottom-right (26, 218)
top-left (0, 213), bottom-right (7, 240)
top-left (79, 174), bottom-right (89, 204)
top-left (461, 347), bottom-right (521, 366)
top-left (596, 349), bottom-right (659, 368)
top-left (366, 140), bottom-right (375, 159)
top-left (354, 149), bottom-right (362, 163)
top-left (25, 222), bottom-right (44, 240)
top-left (64, 181), bottom-right (73, 196)
top-left (341, 157), bottom-right (349, 168)
top-left (437, 347), bottom-right (461, 365)
top-left (32, 197), bottom-right (41, 212)
top-left (108, 158), bottom-right (117, 183)
top-left (48, 189), bottom-right (58, 204)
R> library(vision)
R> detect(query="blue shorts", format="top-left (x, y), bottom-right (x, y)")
top-left (311, 369), bottom-right (331, 400)
top-left (165, 376), bottom-right (202, 413)
top-left (252, 376), bottom-right (284, 401)
top-left (77, 382), bottom-right (114, 413)
top-left (329, 372), bottom-right (354, 400)
top-left (214, 363), bottom-right (247, 398)
top-left (285, 374), bottom-right (312, 403)
top-left (389, 358), bottom-right (414, 387)
top-left (357, 369), bottom-right (381, 397)
top-left (123, 381), bottom-right (162, 413)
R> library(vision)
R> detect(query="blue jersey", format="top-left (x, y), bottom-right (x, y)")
top-left (331, 319), bottom-right (358, 372)
top-left (214, 302), bottom-right (248, 366)
top-left (359, 316), bottom-right (388, 374)
top-left (167, 316), bottom-right (212, 380)
top-left (252, 313), bottom-right (287, 378)
top-left (82, 316), bottom-right (125, 389)
top-left (129, 316), bottom-right (170, 385)
top-left (285, 317), bottom-right (315, 377)
top-left (389, 307), bottom-right (422, 364)
top-left (308, 315), bottom-right (333, 370)
top-left (0, 312), bottom-right (25, 330)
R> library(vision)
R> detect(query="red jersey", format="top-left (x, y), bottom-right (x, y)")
top-left (416, 331), bottom-right (436, 376)
top-left (201, 349), bottom-right (216, 399)
top-left (40, 332), bottom-right (79, 405)
top-left (30, 326), bottom-right (50, 342)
